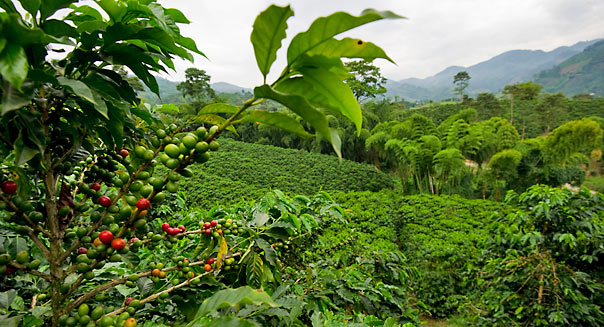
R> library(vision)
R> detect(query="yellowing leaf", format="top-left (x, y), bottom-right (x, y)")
top-left (216, 236), bottom-right (228, 269)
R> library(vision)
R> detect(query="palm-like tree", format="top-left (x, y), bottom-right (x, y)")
top-left (433, 148), bottom-right (467, 195)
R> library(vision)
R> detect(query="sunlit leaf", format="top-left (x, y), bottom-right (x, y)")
top-left (193, 286), bottom-right (277, 319)
top-left (216, 236), bottom-right (228, 270)
top-left (308, 37), bottom-right (394, 63)
top-left (0, 43), bottom-right (28, 90)
top-left (287, 9), bottom-right (403, 65)
top-left (235, 110), bottom-right (312, 138)
top-left (199, 103), bottom-right (239, 115)
top-left (251, 4), bottom-right (294, 80)
top-left (253, 85), bottom-right (335, 149)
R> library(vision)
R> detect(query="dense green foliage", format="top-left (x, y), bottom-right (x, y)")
top-left (332, 191), bottom-right (512, 318)
top-left (473, 186), bottom-right (604, 326)
top-left (174, 138), bottom-right (394, 208)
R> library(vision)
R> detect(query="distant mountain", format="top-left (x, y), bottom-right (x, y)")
top-left (211, 82), bottom-right (251, 94)
top-left (387, 39), bottom-right (602, 101)
top-left (139, 77), bottom-right (250, 105)
top-left (534, 40), bottom-right (604, 97)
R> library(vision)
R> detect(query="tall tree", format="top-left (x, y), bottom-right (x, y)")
top-left (503, 82), bottom-right (542, 124)
top-left (345, 60), bottom-right (388, 101)
top-left (453, 71), bottom-right (471, 99)
top-left (433, 148), bottom-right (467, 195)
top-left (177, 68), bottom-right (217, 107)
top-left (535, 92), bottom-right (567, 133)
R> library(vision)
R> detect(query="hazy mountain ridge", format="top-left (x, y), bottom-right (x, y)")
top-left (534, 40), bottom-right (604, 96)
top-left (139, 78), bottom-right (250, 105)
top-left (386, 39), bottom-right (602, 100)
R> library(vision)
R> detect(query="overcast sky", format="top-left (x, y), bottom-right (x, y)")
top-left (157, 0), bottom-right (604, 88)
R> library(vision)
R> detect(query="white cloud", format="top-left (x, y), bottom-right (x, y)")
top-left (157, 0), bottom-right (604, 87)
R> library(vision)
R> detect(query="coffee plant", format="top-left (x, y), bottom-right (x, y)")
top-left (472, 185), bottom-right (604, 326)
top-left (0, 1), bottom-right (402, 325)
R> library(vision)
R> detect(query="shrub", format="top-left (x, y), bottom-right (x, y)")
top-left (472, 185), bottom-right (604, 326)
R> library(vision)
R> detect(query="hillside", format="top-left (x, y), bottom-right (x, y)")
top-left (534, 40), bottom-right (604, 96)
top-left (387, 39), bottom-right (600, 100)
top-left (175, 138), bottom-right (395, 207)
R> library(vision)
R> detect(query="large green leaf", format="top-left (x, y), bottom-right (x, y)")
top-left (1, 80), bottom-right (33, 115)
top-left (102, 45), bottom-right (160, 94)
top-left (0, 43), bottom-right (28, 90)
top-left (286, 9), bottom-right (403, 65)
top-left (193, 286), bottom-right (277, 319)
top-left (57, 76), bottom-right (99, 106)
top-left (235, 110), bottom-right (312, 138)
top-left (246, 253), bottom-right (264, 289)
top-left (96, 0), bottom-right (127, 22)
top-left (255, 238), bottom-right (277, 266)
top-left (106, 102), bottom-right (125, 148)
top-left (308, 37), bottom-right (394, 63)
top-left (164, 8), bottom-right (190, 24)
top-left (276, 65), bottom-right (362, 136)
top-left (14, 132), bottom-right (39, 165)
top-left (198, 103), bottom-right (240, 115)
top-left (41, 19), bottom-right (78, 38)
top-left (253, 85), bottom-right (334, 148)
top-left (298, 66), bottom-right (362, 134)
top-left (189, 316), bottom-right (258, 327)
top-left (39, 0), bottom-right (76, 20)
top-left (18, 0), bottom-right (40, 16)
top-left (251, 5), bottom-right (294, 80)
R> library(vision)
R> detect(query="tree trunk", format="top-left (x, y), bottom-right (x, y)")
top-left (44, 170), bottom-right (62, 327)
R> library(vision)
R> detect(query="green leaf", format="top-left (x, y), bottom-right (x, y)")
top-left (194, 316), bottom-right (258, 327)
top-left (1, 80), bottom-right (33, 115)
top-left (198, 103), bottom-right (239, 115)
top-left (0, 316), bottom-right (21, 327)
top-left (39, 0), bottom-right (76, 20)
top-left (253, 85), bottom-right (332, 146)
top-left (106, 102), bottom-right (125, 148)
top-left (235, 110), bottom-right (312, 138)
top-left (287, 9), bottom-right (403, 65)
top-left (0, 290), bottom-right (17, 309)
top-left (193, 286), bottom-right (277, 319)
top-left (299, 66), bottom-right (362, 135)
top-left (255, 238), bottom-right (276, 266)
top-left (57, 76), bottom-right (98, 105)
top-left (96, 0), bottom-right (127, 22)
top-left (0, 43), bottom-right (28, 90)
top-left (246, 253), bottom-right (264, 289)
top-left (102, 45), bottom-right (160, 95)
top-left (14, 132), bottom-right (39, 165)
top-left (18, 0), bottom-right (40, 16)
top-left (308, 37), bottom-right (394, 63)
top-left (0, 1), bottom-right (18, 13)
top-left (164, 8), bottom-right (190, 24)
top-left (299, 213), bottom-right (319, 233)
top-left (192, 114), bottom-right (238, 136)
top-left (153, 104), bottom-right (179, 113)
top-left (41, 19), bottom-right (78, 38)
top-left (251, 5), bottom-right (294, 80)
